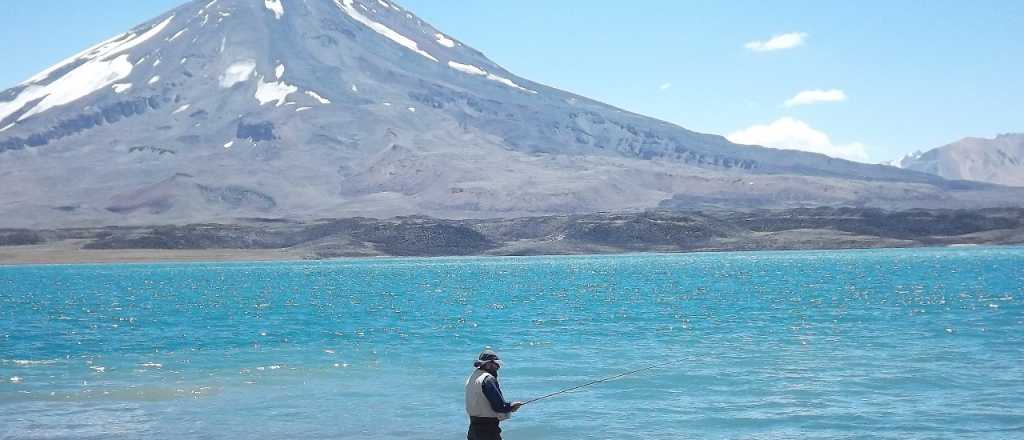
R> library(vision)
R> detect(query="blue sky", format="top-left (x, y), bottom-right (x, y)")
top-left (1, 0), bottom-right (1021, 162)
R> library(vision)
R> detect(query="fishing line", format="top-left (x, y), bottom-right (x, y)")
top-left (521, 360), bottom-right (675, 406)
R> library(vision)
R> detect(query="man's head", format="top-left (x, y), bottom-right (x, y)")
top-left (473, 349), bottom-right (503, 374)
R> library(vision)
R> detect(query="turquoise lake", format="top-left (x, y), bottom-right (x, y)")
top-left (1, 247), bottom-right (1022, 439)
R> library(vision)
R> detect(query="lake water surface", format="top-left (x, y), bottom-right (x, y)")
top-left (1, 248), bottom-right (1022, 439)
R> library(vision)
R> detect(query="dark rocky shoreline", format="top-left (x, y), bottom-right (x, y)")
top-left (3, 208), bottom-right (1023, 263)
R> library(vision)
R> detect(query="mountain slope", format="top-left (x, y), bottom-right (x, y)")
top-left (0, 0), bottom-right (1021, 228)
top-left (892, 134), bottom-right (1024, 187)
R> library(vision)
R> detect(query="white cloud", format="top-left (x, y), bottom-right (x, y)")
top-left (784, 89), bottom-right (847, 107)
top-left (659, 82), bottom-right (673, 91)
top-left (727, 117), bottom-right (870, 162)
top-left (745, 32), bottom-right (807, 52)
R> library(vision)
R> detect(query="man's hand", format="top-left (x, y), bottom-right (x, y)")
top-left (511, 402), bottom-right (524, 412)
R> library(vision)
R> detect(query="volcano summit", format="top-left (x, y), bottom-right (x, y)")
top-left (1, 0), bottom-right (1021, 228)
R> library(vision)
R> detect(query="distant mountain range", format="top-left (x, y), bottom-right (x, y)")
top-left (1, 0), bottom-right (1022, 228)
top-left (886, 134), bottom-right (1024, 187)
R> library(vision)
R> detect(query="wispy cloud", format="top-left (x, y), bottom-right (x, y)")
top-left (659, 82), bottom-right (673, 91)
top-left (727, 117), bottom-right (869, 162)
top-left (745, 32), bottom-right (808, 52)
top-left (784, 89), bottom-right (847, 107)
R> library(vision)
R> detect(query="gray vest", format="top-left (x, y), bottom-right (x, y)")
top-left (465, 369), bottom-right (510, 421)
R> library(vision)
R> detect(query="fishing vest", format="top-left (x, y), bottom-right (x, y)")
top-left (465, 369), bottom-right (511, 421)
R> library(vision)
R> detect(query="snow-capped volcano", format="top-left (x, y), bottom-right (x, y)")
top-left (0, 0), bottom-right (1021, 227)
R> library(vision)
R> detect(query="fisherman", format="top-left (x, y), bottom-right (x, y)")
top-left (465, 349), bottom-right (523, 440)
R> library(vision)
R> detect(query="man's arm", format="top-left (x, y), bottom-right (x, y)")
top-left (481, 376), bottom-right (514, 413)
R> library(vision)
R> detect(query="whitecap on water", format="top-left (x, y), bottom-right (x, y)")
top-left (9, 359), bottom-right (56, 367)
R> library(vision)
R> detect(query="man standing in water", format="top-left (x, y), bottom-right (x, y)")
top-left (465, 349), bottom-right (523, 440)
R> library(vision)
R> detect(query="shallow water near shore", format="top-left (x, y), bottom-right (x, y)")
top-left (1, 247), bottom-right (1022, 439)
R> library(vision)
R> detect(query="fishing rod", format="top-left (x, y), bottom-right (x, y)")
top-left (521, 360), bottom-right (675, 406)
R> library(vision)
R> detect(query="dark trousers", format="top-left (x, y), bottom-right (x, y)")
top-left (467, 417), bottom-right (502, 440)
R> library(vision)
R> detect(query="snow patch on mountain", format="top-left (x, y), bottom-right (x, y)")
top-left (486, 73), bottom-right (537, 94)
top-left (87, 15), bottom-right (176, 63)
top-left (448, 61), bottom-right (486, 76)
top-left (112, 83), bottom-right (133, 94)
top-left (220, 60), bottom-right (256, 88)
top-left (255, 77), bottom-right (298, 106)
top-left (19, 14), bottom-right (174, 88)
top-left (275, 64), bottom-right (285, 79)
top-left (201, 0), bottom-right (219, 13)
top-left (305, 90), bottom-right (331, 104)
top-left (172, 104), bottom-right (191, 114)
top-left (168, 28), bottom-right (188, 42)
top-left (901, 151), bottom-right (924, 167)
top-left (335, 0), bottom-right (438, 62)
top-left (0, 123), bottom-right (14, 133)
top-left (1, 15), bottom-right (176, 122)
top-left (265, 0), bottom-right (284, 19)
top-left (446, 61), bottom-right (536, 94)
top-left (882, 151), bottom-right (923, 169)
top-left (0, 87), bottom-right (52, 122)
top-left (435, 33), bottom-right (455, 48)
top-left (19, 40), bottom-right (119, 87)
top-left (148, 75), bottom-right (161, 85)
top-left (3, 54), bottom-right (135, 123)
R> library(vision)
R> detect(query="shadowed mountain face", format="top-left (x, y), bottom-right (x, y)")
top-left (1, 0), bottom-right (1021, 228)
top-left (892, 134), bottom-right (1024, 187)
